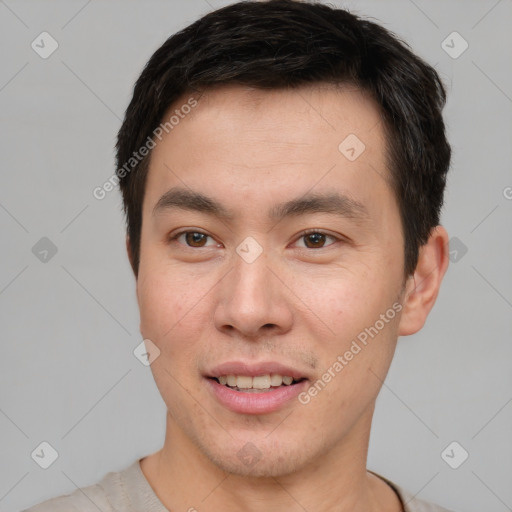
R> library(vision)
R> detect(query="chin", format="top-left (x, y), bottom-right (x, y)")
top-left (210, 450), bottom-right (305, 479)
top-left (197, 433), bottom-right (316, 479)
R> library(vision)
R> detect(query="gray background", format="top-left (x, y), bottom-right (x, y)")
top-left (1, 1), bottom-right (511, 511)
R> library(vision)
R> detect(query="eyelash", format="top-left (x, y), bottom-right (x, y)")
top-left (168, 228), bottom-right (342, 250)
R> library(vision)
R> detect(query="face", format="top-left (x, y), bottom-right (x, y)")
top-left (134, 83), bottom-right (409, 477)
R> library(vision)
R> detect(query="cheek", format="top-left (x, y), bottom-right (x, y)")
top-left (137, 273), bottom-right (208, 404)
top-left (302, 269), bottom-right (400, 379)
top-left (299, 281), bottom-right (400, 429)
top-left (307, 271), bottom-right (385, 340)
top-left (137, 270), bottom-right (207, 351)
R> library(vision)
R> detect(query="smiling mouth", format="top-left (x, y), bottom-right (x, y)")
top-left (209, 374), bottom-right (307, 392)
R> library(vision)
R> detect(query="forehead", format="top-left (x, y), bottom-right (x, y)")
top-left (178, 82), bottom-right (386, 152)
top-left (142, 83), bottom-right (394, 226)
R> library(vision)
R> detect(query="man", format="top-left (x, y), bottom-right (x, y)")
top-left (24, 0), bottom-right (456, 510)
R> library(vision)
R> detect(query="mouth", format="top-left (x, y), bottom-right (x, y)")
top-left (208, 374), bottom-right (307, 393)
top-left (204, 362), bottom-right (311, 414)
top-left (204, 361), bottom-right (312, 414)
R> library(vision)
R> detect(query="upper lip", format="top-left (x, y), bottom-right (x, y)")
top-left (206, 361), bottom-right (310, 381)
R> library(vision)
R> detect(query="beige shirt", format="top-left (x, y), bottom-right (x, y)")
top-left (23, 459), bottom-right (456, 512)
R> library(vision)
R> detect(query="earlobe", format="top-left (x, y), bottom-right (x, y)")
top-left (397, 225), bottom-right (450, 337)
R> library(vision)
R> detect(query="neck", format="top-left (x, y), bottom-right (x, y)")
top-left (140, 407), bottom-right (402, 512)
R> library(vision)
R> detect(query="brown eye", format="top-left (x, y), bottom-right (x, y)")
top-left (184, 232), bottom-right (208, 247)
top-left (304, 232), bottom-right (327, 248)
top-left (296, 230), bottom-right (338, 249)
top-left (170, 231), bottom-right (217, 248)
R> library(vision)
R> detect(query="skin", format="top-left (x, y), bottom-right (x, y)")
top-left (126, 83), bottom-right (449, 512)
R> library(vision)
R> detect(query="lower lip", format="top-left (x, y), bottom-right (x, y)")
top-left (205, 378), bottom-right (309, 415)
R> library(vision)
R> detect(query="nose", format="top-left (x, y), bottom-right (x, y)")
top-left (213, 247), bottom-right (294, 339)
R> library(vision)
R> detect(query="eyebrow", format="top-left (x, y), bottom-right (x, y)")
top-left (152, 186), bottom-right (370, 224)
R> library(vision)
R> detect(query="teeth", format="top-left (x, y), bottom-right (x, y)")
top-left (236, 375), bottom-right (253, 389)
top-left (215, 373), bottom-right (299, 389)
top-left (270, 374), bottom-right (282, 386)
top-left (252, 375), bottom-right (271, 389)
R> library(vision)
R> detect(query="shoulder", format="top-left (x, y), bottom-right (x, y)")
top-left (369, 470), bottom-right (458, 512)
top-left (21, 464), bottom-right (126, 512)
top-left (397, 485), bottom-right (458, 512)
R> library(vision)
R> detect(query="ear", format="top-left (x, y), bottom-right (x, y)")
top-left (126, 236), bottom-right (143, 335)
top-left (398, 225), bottom-right (450, 336)
top-left (126, 235), bottom-right (137, 278)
